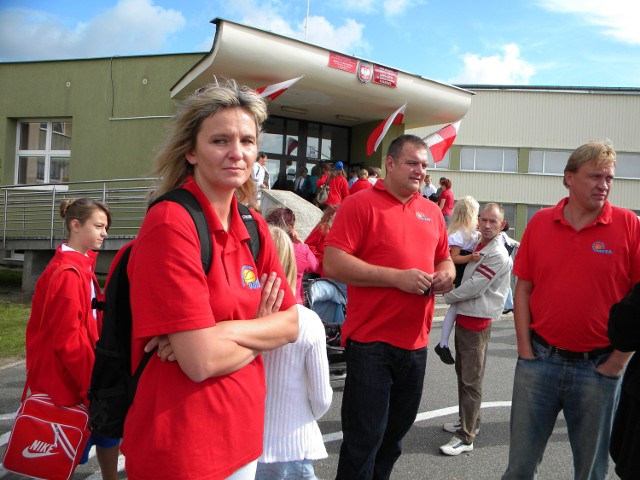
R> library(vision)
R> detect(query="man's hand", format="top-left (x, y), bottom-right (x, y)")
top-left (393, 268), bottom-right (433, 295)
top-left (431, 270), bottom-right (454, 295)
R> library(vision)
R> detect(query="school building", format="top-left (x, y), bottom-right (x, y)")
top-left (1, 18), bottom-right (638, 289)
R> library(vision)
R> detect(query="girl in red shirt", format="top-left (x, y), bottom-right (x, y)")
top-left (438, 178), bottom-right (455, 225)
top-left (25, 198), bottom-right (119, 479)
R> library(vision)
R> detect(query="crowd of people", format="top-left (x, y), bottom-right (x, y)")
top-left (17, 78), bottom-right (640, 480)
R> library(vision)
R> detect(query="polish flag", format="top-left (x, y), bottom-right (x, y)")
top-left (366, 103), bottom-right (407, 156)
top-left (423, 120), bottom-right (462, 163)
top-left (255, 76), bottom-right (304, 101)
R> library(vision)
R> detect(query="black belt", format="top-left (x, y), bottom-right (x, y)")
top-left (530, 330), bottom-right (613, 361)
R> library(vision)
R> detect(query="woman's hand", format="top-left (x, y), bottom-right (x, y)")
top-left (255, 272), bottom-right (285, 318)
top-left (145, 335), bottom-right (176, 362)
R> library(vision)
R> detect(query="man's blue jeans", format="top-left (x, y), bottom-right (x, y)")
top-left (336, 340), bottom-right (427, 480)
top-left (502, 338), bottom-right (621, 480)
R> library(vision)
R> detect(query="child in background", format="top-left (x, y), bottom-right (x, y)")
top-left (256, 226), bottom-right (333, 480)
top-left (434, 196), bottom-right (480, 365)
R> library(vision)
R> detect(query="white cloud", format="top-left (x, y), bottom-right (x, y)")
top-left (382, 0), bottom-right (413, 16)
top-left (0, 0), bottom-right (185, 61)
top-left (538, 0), bottom-right (640, 44)
top-left (450, 43), bottom-right (536, 85)
top-left (239, 6), bottom-right (371, 56)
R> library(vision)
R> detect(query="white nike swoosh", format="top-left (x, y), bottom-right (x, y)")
top-left (22, 447), bottom-right (57, 458)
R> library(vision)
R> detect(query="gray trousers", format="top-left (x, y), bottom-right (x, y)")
top-left (454, 322), bottom-right (492, 444)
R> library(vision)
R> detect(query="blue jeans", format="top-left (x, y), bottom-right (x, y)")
top-left (336, 341), bottom-right (427, 480)
top-left (256, 460), bottom-right (316, 479)
top-left (502, 338), bottom-right (621, 480)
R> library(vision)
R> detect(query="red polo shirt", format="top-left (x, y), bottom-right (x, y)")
top-left (325, 180), bottom-right (450, 350)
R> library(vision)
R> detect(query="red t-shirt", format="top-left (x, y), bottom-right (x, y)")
top-left (317, 173), bottom-right (350, 205)
top-left (440, 188), bottom-right (454, 216)
top-left (325, 180), bottom-right (450, 350)
top-left (514, 198), bottom-right (640, 351)
top-left (305, 226), bottom-right (328, 277)
top-left (350, 178), bottom-right (373, 195)
top-left (121, 178), bottom-right (296, 479)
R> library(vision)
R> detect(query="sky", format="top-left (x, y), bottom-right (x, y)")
top-left (1, 0), bottom-right (639, 88)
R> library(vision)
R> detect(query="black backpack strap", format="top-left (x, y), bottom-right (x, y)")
top-left (149, 189), bottom-right (212, 275)
top-left (237, 203), bottom-right (261, 263)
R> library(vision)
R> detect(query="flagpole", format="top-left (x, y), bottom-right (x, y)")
top-left (305, 0), bottom-right (310, 41)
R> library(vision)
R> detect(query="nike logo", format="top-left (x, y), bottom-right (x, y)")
top-left (22, 440), bottom-right (58, 458)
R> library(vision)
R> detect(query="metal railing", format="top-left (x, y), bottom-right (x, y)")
top-left (1, 178), bottom-right (157, 250)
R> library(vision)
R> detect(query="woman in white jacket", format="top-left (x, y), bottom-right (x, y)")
top-left (256, 226), bottom-right (333, 480)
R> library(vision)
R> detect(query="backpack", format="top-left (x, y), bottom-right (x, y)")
top-left (88, 188), bottom-right (260, 438)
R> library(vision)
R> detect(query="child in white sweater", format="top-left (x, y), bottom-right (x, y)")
top-left (256, 226), bottom-right (333, 480)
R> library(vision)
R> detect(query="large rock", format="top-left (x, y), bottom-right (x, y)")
top-left (260, 190), bottom-right (323, 241)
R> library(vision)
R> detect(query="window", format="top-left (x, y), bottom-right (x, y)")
top-left (528, 150), bottom-right (569, 175)
top-left (460, 147), bottom-right (518, 172)
top-left (615, 152), bottom-right (640, 179)
top-left (16, 120), bottom-right (72, 184)
top-left (429, 151), bottom-right (450, 170)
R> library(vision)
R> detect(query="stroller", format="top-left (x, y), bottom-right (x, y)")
top-left (304, 276), bottom-right (347, 380)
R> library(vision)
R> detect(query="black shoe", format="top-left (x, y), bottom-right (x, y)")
top-left (503, 309), bottom-right (513, 314)
top-left (434, 343), bottom-right (455, 365)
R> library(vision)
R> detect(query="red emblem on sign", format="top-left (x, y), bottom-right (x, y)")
top-left (357, 61), bottom-right (373, 83)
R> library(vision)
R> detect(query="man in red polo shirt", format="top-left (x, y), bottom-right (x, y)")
top-left (502, 141), bottom-right (640, 480)
top-left (324, 134), bottom-right (455, 479)
top-left (439, 203), bottom-right (511, 456)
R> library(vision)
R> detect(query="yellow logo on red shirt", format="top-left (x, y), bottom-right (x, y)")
top-left (241, 265), bottom-right (261, 289)
top-left (416, 211), bottom-right (432, 222)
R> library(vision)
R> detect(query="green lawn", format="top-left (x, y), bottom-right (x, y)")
top-left (0, 267), bottom-right (29, 358)
top-left (0, 301), bottom-right (29, 358)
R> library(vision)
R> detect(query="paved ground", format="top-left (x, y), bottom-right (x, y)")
top-left (0, 313), bottom-right (620, 479)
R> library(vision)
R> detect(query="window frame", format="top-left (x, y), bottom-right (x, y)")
top-left (460, 147), bottom-right (518, 173)
top-left (15, 119), bottom-right (72, 187)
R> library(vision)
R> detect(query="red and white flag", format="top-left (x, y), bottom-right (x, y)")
top-left (255, 76), bottom-right (303, 101)
top-left (423, 120), bottom-right (462, 163)
top-left (366, 103), bottom-right (407, 156)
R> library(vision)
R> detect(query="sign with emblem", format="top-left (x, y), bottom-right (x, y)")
top-left (357, 61), bottom-right (373, 83)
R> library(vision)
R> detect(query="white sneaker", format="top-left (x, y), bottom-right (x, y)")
top-left (443, 421), bottom-right (480, 435)
top-left (440, 436), bottom-right (474, 456)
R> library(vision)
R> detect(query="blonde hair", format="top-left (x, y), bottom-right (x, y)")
top-left (563, 141), bottom-right (616, 188)
top-left (447, 195), bottom-right (479, 241)
top-left (150, 79), bottom-right (268, 207)
top-left (268, 225), bottom-right (297, 292)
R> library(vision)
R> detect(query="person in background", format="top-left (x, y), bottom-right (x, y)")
top-left (502, 141), bottom-right (640, 480)
top-left (349, 168), bottom-right (373, 195)
top-left (367, 166), bottom-right (382, 185)
top-left (305, 165), bottom-right (321, 202)
top-left (348, 168), bottom-right (359, 188)
top-left (324, 134), bottom-right (454, 479)
top-left (499, 221), bottom-right (519, 315)
top-left (304, 204), bottom-right (339, 277)
top-left (438, 178), bottom-right (455, 225)
top-left (256, 226), bottom-right (332, 480)
top-left (439, 203), bottom-right (511, 456)
top-left (608, 281), bottom-right (640, 479)
top-left (293, 167), bottom-right (308, 196)
top-left (252, 152), bottom-right (269, 206)
top-left (316, 161), bottom-right (349, 207)
top-left (434, 176), bottom-right (447, 200)
top-left (24, 198), bottom-right (119, 480)
top-left (122, 79), bottom-right (298, 480)
top-left (421, 174), bottom-right (437, 200)
top-left (434, 195), bottom-right (480, 365)
top-left (265, 207), bottom-right (319, 304)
